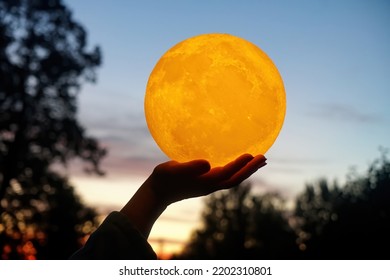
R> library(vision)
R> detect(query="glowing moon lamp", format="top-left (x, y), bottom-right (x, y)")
top-left (145, 33), bottom-right (286, 167)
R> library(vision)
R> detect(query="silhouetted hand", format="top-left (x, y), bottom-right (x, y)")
top-left (148, 154), bottom-right (267, 205)
top-left (120, 154), bottom-right (267, 238)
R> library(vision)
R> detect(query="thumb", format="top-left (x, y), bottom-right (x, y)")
top-left (155, 159), bottom-right (211, 177)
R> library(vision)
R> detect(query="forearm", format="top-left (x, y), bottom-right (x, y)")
top-left (120, 176), bottom-right (168, 239)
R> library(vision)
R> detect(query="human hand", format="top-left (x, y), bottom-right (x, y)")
top-left (120, 154), bottom-right (266, 238)
top-left (146, 154), bottom-right (267, 206)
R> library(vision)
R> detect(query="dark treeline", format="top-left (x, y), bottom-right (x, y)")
top-left (0, 0), bottom-right (105, 259)
top-left (175, 152), bottom-right (390, 259)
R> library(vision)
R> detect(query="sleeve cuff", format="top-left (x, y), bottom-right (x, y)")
top-left (70, 211), bottom-right (157, 260)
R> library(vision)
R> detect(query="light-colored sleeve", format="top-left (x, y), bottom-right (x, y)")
top-left (70, 211), bottom-right (157, 260)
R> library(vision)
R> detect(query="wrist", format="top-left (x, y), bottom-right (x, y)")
top-left (120, 177), bottom-right (167, 238)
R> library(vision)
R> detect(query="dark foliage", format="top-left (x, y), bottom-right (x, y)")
top-left (295, 152), bottom-right (390, 259)
top-left (0, 0), bottom-right (105, 199)
top-left (177, 184), bottom-right (298, 259)
top-left (0, 0), bottom-right (105, 259)
top-left (176, 152), bottom-right (390, 259)
top-left (0, 171), bottom-right (98, 259)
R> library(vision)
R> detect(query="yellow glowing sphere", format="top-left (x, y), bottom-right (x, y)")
top-left (145, 33), bottom-right (286, 167)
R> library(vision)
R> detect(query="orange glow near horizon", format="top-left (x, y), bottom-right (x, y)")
top-left (71, 175), bottom-right (203, 258)
top-left (145, 33), bottom-right (286, 167)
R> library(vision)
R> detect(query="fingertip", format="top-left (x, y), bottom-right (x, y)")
top-left (253, 154), bottom-right (267, 162)
top-left (232, 153), bottom-right (254, 166)
top-left (251, 155), bottom-right (267, 170)
top-left (218, 155), bottom-right (267, 188)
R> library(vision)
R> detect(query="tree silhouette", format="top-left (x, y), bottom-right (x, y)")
top-left (177, 183), bottom-right (299, 259)
top-left (294, 179), bottom-right (343, 256)
top-left (0, 171), bottom-right (98, 259)
top-left (295, 151), bottom-right (390, 259)
top-left (176, 152), bottom-right (389, 260)
top-left (0, 0), bottom-right (105, 199)
top-left (0, 0), bottom-right (105, 259)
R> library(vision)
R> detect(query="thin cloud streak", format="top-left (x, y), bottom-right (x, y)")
top-left (308, 102), bottom-right (384, 124)
top-left (272, 157), bottom-right (328, 165)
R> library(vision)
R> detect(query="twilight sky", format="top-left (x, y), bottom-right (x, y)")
top-left (63, 0), bottom-right (390, 254)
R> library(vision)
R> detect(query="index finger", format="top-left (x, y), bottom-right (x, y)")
top-left (218, 154), bottom-right (267, 189)
top-left (199, 154), bottom-right (254, 184)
